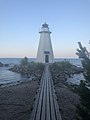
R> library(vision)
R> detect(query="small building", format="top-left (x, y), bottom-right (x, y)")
top-left (36, 23), bottom-right (54, 63)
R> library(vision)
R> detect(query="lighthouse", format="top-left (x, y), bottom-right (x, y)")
top-left (36, 23), bottom-right (54, 63)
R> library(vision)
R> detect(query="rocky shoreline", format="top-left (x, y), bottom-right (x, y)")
top-left (50, 62), bottom-right (84, 120)
top-left (50, 62), bottom-right (83, 85)
top-left (0, 62), bottom-right (44, 120)
top-left (0, 61), bottom-right (84, 120)
top-left (9, 63), bottom-right (44, 80)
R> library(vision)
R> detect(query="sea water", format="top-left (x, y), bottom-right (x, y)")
top-left (0, 58), bottom-right (35, 87)
top-left (0, 58), bottom-right (84, 86)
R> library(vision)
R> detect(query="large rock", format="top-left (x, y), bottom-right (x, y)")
top-left (72, 66), bottom-right (84, 74)
top-left (4, 64), bottom-right (9, 67)
top-left (9, 65), bottom-right (30, 74)
top-left (9, 65), bottom-right (21, 73)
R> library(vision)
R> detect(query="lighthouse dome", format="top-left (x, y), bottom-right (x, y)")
top-left (40, 22), bottom-right (51, 33)
top-left (42, 22), bottom-right (49, 28)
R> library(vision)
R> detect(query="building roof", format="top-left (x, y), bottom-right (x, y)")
top-left (42, 22), bottom-right (49, 28)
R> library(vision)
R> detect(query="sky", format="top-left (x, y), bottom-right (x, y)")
top-left (0, 0), bottom-right (90, 58)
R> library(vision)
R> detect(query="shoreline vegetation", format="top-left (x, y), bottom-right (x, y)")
top-left (75, 42), bottom-right (90, 120)
top-left (0, 57), bottom-right (87, 120)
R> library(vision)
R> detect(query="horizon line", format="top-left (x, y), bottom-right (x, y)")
top-left (0, 57), bottom-right (78, 59)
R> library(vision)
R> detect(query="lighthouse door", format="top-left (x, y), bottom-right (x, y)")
top-left (45, 55), bottom-right (49, 63)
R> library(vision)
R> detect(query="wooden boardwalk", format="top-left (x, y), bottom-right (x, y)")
top-left (30, 64), bottom-right (62, 120)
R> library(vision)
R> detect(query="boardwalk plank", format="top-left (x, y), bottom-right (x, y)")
top-left (49, 77), bottom-right (56, 120)
top-left (30, 71), bottom-right (45, 120)
top-left (46, 71), bottom-right (50, 120)
top-left (41, 77), bottom-right (46, 120)
top-left (35, 77), bottom-right (45, 120)
top-left (30, 64), bottom-right (62, 120)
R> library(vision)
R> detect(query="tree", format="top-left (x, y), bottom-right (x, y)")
top-left (76, 42), bottom-right (90, 82)
top-left (21, 56), bottom-right (29, 66)
top-left (76, 42), bottom-right (89, 60)
top-left (76, 42), bottom-right (90, 120)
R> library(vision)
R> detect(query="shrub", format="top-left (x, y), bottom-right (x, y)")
top-left (21, 57), bottom-right (29, 66)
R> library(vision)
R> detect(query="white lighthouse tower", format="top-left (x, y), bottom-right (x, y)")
top-left (36, 23), bottom-right (54, 63)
